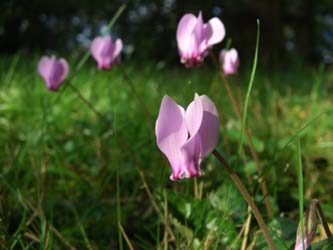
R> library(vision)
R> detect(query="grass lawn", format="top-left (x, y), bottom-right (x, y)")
top-left (0, 53), bottom-right (332, 249)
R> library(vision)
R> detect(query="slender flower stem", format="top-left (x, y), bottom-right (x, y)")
top-left (105, 4), bottom-right (127, 32)
top-left (67, 82), bottom-right (110, 124)
top-left (210, 52), bottom-right (273, 218)
top-left (117, 63), bottom-right (154, 129)
top-left (212, 149), bottom-right (275, 250)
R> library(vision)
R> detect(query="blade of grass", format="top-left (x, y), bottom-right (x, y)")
top-left (9, 211), bottom-right (27, 249)
top-left (238, 19), bottom-right (260, 154)
top-left (296, 136), bottom-right (305, 250)
top-left (241, 207), bottom-right (252, 250)
top-left (74, 52), bottom-right (91, 73)
top-left (70, 206), bottom-right (93, 250)
top-left (210, 20), bottom-right (272, 217)
top-left (40, 217), bottom-right (49, 250)
top-left (256, 108), bottom-right (333, 204)
top-left (27, 200), bottom-right (77, 250)
top-left (105, 4), bottom-right (127, 32)
top-left (225, 38), bottom-right (232, 50)
top-left (310, 63), bottom-right (324, 101)
top-left (4, 52), bottom-right (20, 87)
top-left (117, 167), bottom-right (124, 250)
top-left (212, 149), bottom-right (275, 250)
top-left (137, 169), bottom-right (176, 241)
top-left (117, 63), bottom-right (154, 129)
top-left (162, 189), bottom-right (168, 250)
top-left (119, 224), bottom-right (135, 250)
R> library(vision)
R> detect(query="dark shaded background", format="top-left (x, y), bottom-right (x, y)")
top-left (1, 0), bottom-right (333, 65)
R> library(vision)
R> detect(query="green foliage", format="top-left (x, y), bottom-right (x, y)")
top-left (0, 54), bottom-right (332, 249)
top-left (254, 218), bottom-right (298, 250)
top-left (312, 238), bottom-right (333, 250)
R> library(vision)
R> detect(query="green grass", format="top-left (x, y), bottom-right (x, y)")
top-left (296, 135), bottom-right (305, 250)
top-left (238, 19), bottom-right (260, 155)
top-left (0, 53), bottom-right (332, 249)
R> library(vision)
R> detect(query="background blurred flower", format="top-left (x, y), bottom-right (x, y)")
top-left (155, 94), bottom-right (219, 181)
top-left (220, 48), bottom-right (239, 75)
top-left (90, 35), bottom-right (123, 70)
top-left (176, 12), bottom-right (225, 67)
top-left (38, 55), bottom-right (69, 91)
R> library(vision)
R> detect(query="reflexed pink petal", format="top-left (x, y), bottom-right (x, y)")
top-left (99, 37), bottom-right (114, 69)
top-left (227, 48), bottom-right (238, 62)
top-left (206, 18), bottom-right (225, 46)
top-left (96, 36), bottom-right (112, 69)
top-left (185, 94), bottom-right (219, 159)
top-left (176, 13), bottom-right (197, 54)
top-left (220, 48), bottom-right (239, 75)
top-left (197, 95), bottom-right (219, 157)
top-left (113, 39), bottom-right (123, 60)
top-left (38, 56), bottom-right (52, 80)
top-left (182, 94), bottom-right (219, 175)
top-left (90, 37), bottom-right (104, 63)
top-left (155, 96), bottom-right (188, 180)
top-left (38, 55), bottom-right (69, 91)
top-left (100, 36), bottom-right (113, 57)
top-left (180, 134), bottom-right (202, 178)
top-left (194, 12), bottom-right (204, 44)
top-left (199, 24), bottom-right (213, 51)
top-left (185, 93), bottom-right (203, 136)
top-left (58, 59), bottom-right (69, 82)
top-left (90, 35), bottom-right (122, 70)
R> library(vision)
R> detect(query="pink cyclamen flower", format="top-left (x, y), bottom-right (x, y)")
top-left (38, 55), bottom-right (69, 91)
top-left (220, 48), bottom-right (239, 75)
top-left (155, 94), bottom-right (219, 181)
top-left (176, 12), bottom-right (225, 67)
top-left (90, 35), bottom-right (123, 70)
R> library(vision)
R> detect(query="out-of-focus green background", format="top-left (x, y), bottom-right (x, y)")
top-left (2, 0), bottom-right (333, 64)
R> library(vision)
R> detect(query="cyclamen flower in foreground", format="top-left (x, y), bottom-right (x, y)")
top-left (176, 12), bottom-right (225, 67)
top-left (220, 48), bottom-right (239, 75)
top-left (155, 94), bottom-right (219, 180)
top-left (90, 35), bottom-right (123, 70)
top-left (38, 55), bottom-right (69, 91)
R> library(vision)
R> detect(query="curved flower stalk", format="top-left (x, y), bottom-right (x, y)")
top-left (220, 48), bottom-right (239, 75)
top-left (176, 12), bottom-right (225, 67)
top-left (155, 94), bottom-right (219, 180)
top-left (38, 55), bottom-right (69, 91)
top-left (90, 35), bottom-right (123, 70)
